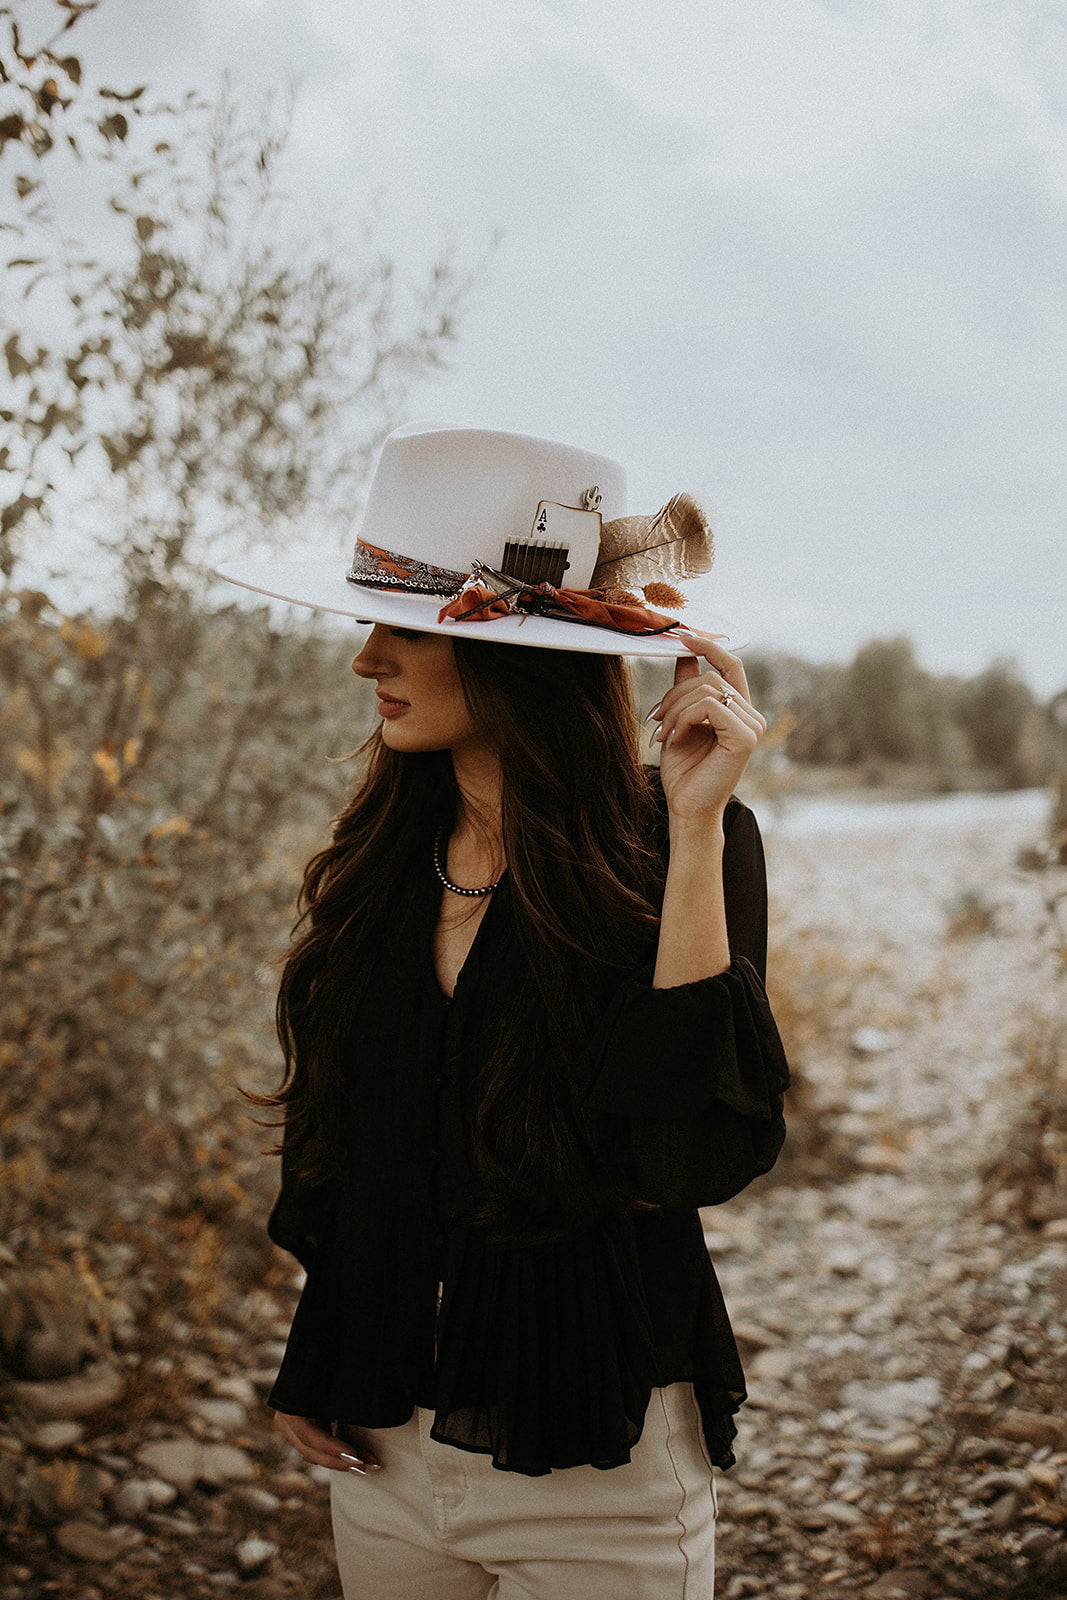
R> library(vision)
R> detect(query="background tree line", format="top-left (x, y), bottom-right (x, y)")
top-left (742, 637), bottom-right (1060, 790)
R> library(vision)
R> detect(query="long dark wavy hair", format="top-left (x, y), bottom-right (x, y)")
top-left (257, 636), bottom-right (665, 1235)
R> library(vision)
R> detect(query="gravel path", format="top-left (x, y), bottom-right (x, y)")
top-left (705, 789), bottom-right (1067, 1599)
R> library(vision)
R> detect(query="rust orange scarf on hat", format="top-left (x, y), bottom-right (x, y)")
top-left (438, 582), bottom-right (683, 637)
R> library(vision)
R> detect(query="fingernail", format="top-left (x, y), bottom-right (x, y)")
top-left (643, 701), bottom-right (663, 724)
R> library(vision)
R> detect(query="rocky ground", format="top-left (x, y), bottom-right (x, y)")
top-left (708, 789), bottom-right (1067, 1599)
top-left (1, 790), bottom-right (1064, 1599)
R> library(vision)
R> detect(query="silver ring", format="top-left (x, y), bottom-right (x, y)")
top-left (720, 687), bottom-right (736, 708)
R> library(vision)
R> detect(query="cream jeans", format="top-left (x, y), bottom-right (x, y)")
top-left (329, 1381), bottom-right (717, 1599)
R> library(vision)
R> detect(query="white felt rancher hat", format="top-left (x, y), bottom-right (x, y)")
top-left (215, 422), bottom-right (718, 657)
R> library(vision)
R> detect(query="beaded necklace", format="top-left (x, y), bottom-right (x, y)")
top-left (433, 829), bottom-right (501, 898)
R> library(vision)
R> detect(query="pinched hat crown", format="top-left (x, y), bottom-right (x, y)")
top-left (214, 422), bottom-right (720, 657)
top-left (354, 422), bottom-right (626, 590)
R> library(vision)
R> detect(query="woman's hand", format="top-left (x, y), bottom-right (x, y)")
top-left (272, 1410), bottom-right (381, 1474)
top-left (650, 632), bottom-right (766, 829)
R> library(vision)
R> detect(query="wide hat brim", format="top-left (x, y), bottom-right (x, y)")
top-left (214, 558), bottom-right (721, 658)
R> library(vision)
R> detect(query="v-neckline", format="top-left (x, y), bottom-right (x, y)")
top-left (430, 871), bottom-right (507, 1003)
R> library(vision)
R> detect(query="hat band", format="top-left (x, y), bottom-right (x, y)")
top-left (346, 540), bottom-right (467, 597)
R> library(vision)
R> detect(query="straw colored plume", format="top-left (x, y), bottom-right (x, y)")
top-left (591, 492), bottom-right (714, 594)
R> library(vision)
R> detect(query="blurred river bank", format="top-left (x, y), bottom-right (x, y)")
top-left (757, 785), bottom-right (1051, 838)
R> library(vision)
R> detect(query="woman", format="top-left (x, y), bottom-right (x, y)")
top-left (220, 424), bottom-right (789, 1599)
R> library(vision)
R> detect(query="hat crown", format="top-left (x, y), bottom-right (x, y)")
top-left (358, 425), bottom-right (626, 589)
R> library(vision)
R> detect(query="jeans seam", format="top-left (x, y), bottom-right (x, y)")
top-left (685, 1384), bottom-right (718, 1517)
top-left (659, 1387), bottom-right (692, 1599)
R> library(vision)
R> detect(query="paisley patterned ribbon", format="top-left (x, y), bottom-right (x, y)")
top-left (346, 540), bottom-right (468, 597)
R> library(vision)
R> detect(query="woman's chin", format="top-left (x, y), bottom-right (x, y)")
top-left (379, 720), bottom-right (412, 748)
top-left (379, 721), bottom-right (440, 754)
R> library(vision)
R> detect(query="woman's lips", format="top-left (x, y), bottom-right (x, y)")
top-left (377, 692), bottom-right (410, 718)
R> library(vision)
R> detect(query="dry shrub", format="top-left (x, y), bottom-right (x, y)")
top-left (0, 595), bottom-right (366, 1401)
top-left (982, 1019), bottom-right (1067, 1228)
top-left (760, 928), bottom-right (883, 1185)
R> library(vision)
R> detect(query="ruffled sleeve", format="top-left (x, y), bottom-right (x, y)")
top-left (266, 1143), bottom-right (337, 1272)
top-left (576, 799), bottom-right (790, 1209)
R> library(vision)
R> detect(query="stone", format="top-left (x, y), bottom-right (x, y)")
top-left (855, 1144), bottom-right (909, 1175)
top-left (1042, 1218), bottom-right (1067, 1240)
top-left (826, 1243), bottom-right (864, 1275)
top-left (1028, 1461), bottom-right (1061, 1493)
top-left (956, 1436), bottom-right (1011, 1465)
top-left (990, 1409), bottom-right (1066, 1450)
top-left (32, 1421), bottom-right (85, 1451)
top-left (212, 1375), bottom-right (259, 1407)
top-left (841, 1378), bottom-right (941, 1426)
top-left (188, 1398), bottom-right (247, 1430)
top-left (135, 1439), bottom-right (203, 1493)
top-left (110, 1480), bottom-right (154, 1519)
top-left (870, 1434), bottom-right (924, 1469)
top-left (749, 1347), bottom-right (794, 1383)
top-left (851, 1026), bottom-right (895, 1056)
top-left (133, 1437), bottom-right (253, 1491)
top-left (235, 1537), bottom-right (277, 1573)
top-left (11, 1366), bottom-right (125, 1419)
top-left (17, 1327), bottom-right (83, 1381)
top-left (54, 1521), bottom-right (127, 1563)
top-left (148, 1510), bottom-right (200, 1536)
top-left (230, 1484), bottom-right (282, 1514)
top-left (200, 1444), bottom-right (254, 1486)
top-left (798, 1507), bottom-right (830, 1529)
top-left (861, 1253), bottom-right (901, 1286)
top-left (702, 1230), bottom-right (737, 1255)
top-left (244, 1367), bottom-right (281, 1395)
top-left (863, 1569), bottom-right (932, 1599)
top-left (731, 1321), bottom-right (784, 1352)
top-left (1020, 1526), bottom-right (1061, 1557)
top-left (824, 1499), bottom-right (865, 1526)
top-left (725, 1578), bottom-right (765, 1599)
top-left (269, 1469), bottom-right (309, 1495)
top-left (972, 1468), bottom-right (1029, 1499)
top-left (989, 1488), bottom-right (1022, 1530)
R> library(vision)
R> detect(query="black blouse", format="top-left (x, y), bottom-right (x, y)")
top-left (266, 792), bottom-right (789, 1476)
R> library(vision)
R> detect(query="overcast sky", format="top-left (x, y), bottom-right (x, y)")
top-left (19, 0), bottom-right (1067, 692)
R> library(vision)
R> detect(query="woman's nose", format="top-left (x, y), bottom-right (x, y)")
top-left (351, 624), bottom-right (389, 678)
